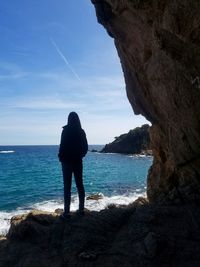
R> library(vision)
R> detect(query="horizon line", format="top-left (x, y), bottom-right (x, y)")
top-left (0, 144), bottom-right (105, 146)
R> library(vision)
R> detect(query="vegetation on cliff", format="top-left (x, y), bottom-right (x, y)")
top-left (101, 124), bottom-right (150, 154)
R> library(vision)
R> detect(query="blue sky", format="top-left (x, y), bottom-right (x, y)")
top-left (0, 0), bottom-right (148, 145)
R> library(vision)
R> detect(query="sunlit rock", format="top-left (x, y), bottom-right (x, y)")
top-left (92, 0), bottom-right (200, 203)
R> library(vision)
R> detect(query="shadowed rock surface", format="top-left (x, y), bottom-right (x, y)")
top-left (101, 124), bottom-right (150, 154)
top-left (91, 0), bottom-right (200, 203)
top-left (1, 200), bottom-right (200, 266)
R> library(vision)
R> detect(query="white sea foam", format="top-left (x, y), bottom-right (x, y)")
top-left (102, 152), bottom-right (116, 155)
top-left (0, 150), bottom-right (15, 154)
top-left (32, 192), bottom-right (146, 212)
top-left (128, 154), bottom-right (152, 158)
top-left (0, 210), bottom-right (29, 236)
top-left (0, 192), bottom-right (146, 236)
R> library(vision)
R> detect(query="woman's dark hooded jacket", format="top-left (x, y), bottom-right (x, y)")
top-left (58, 124), bottom-right (88, 162)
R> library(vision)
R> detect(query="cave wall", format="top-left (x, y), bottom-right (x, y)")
top-left (91, 0), bottom-right (200, 203)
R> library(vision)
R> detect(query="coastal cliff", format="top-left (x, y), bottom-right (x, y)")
top-left (101, 124), bottom-right (150, 154)
top-left (92, 0), bottom-right (200, 203)
top-left (1, 201), bottom-right (200, 266)
top-left (1, 2), bottom-right (200, 266)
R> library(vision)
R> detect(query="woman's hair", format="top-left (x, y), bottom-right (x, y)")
top-left (68, 112), bottom-right (81, 128)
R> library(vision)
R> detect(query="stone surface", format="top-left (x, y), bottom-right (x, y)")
top-left (91, 0), bottom-right (200, 203)
top-left (143, 232), bottom-right (157, 259)
top-left (1, 204), bottom-right (200, 266)
top-left (86, 193), bottom-right (104, 200)
top-left (101, 124), bottom-right (150, 154)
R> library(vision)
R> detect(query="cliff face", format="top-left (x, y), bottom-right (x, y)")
top-left (101, 124), bottom-right (150, 154)
top-left (91, 0), bottom-right (200, 203)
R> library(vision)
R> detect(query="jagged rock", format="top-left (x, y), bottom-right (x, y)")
top-left (7, 211), bottom-right (57, 241)
top-left (134, 197), bottom-right (149, 206)
top-left (101, 124), bottom-right (150, 154)
top-left (106, 203), bottom-right (117, 209)
top-left (1, 204), bottom-right (200, 266)
top-left (54, 208), bottom-right (63, 214)
top-left (86, 193), bottom-right (103, 200)
top-left (143, 232), bottom-right (157, 259)
top-left (79, 251), bottom-right (97, 261)
top-left (140, 150), bottom-right (153, 156)
top-left (92, 0), bottom-right (200, 203)
top-left (90, 149), bottom-right (98, 152)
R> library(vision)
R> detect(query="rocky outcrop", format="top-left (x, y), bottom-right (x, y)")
top-left (1, 202), bottom-right (200, 266)
top-left (91, 0), bottom-right (200, 203)
top-left (101, 124), bottom-right (150, 154)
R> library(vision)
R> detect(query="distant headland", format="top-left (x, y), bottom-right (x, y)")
top-left (101, 124), bottom-right (151, 155)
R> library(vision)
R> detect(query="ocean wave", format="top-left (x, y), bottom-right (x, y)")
top-left (32, 192), bottom-right (146, 212)
top-left (128, 154), bottom-right (153, 158)
top-left (102, 152), bottom-right (117, 155)
top-left (0, 150), bottom-right (15, 154)
top-left (0, 191), bottom-right (146, 235)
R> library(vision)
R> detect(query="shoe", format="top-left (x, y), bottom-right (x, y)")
top-left (60, 213), bottom-right (70, 220)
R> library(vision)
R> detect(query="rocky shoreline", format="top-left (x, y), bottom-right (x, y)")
top-left (101, 124), bottom-right (150, 154)
top-left (0, 0), bottom-right (199, 265)
top-left (0, 198), bottom-right (200, 266)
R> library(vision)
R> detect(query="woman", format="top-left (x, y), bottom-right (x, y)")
top-left (58, 112), bottom-right (88, 219)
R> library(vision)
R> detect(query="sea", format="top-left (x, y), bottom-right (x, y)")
top-left (0, 145), bottom-right (152, 235)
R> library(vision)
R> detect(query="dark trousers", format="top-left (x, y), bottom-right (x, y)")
top-left (61, 160), bottom-right (85, 214)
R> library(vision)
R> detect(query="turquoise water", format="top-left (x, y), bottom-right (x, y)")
top-left (0, 145), bottom-right (152, 234)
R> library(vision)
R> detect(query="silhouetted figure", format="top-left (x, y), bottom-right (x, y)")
top-left (58, 112), bottom-right (88, 219)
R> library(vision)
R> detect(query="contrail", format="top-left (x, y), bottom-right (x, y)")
top-left (50, 38), bottom-right (81, 82)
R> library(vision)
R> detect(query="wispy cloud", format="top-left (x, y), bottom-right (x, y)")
top-left (50, 38), bottom-right (81, 82)
top-left (12, 97), bottom-right (85, 110)
top-left (0, 72), bottom-right (27, 81)
top-left (0, 69), bottom-right (128, 113)
top-left (12, 51), bottom-right (29, 57)
top-left (0, 62), bottom-right (28, 80)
